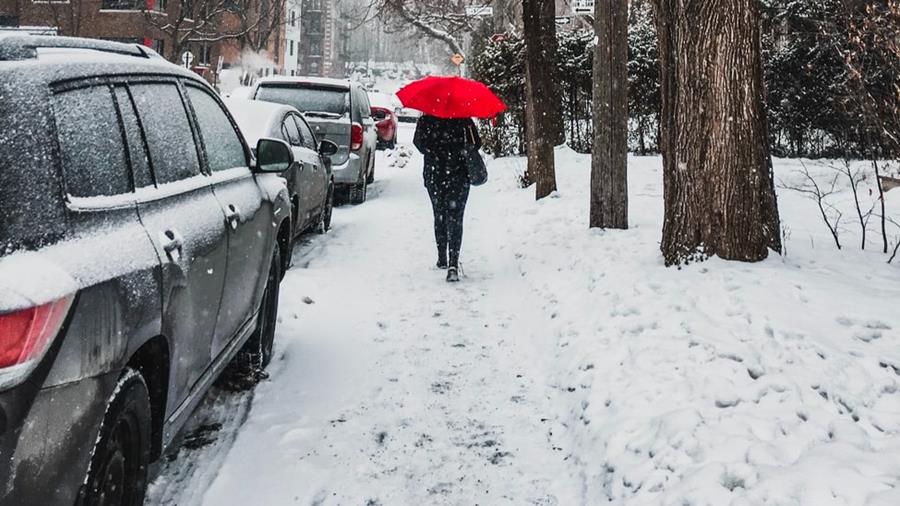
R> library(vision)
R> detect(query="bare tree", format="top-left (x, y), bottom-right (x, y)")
top-left (374, 0), bottom-right (475, 57)
top-left (836, 160), bottom-right (876, 250)
top-left (653, 0), bottom-right (782, 265)
top-left (590, 0), bottom-right (628, 229)
top-left (778, 162), bottom-right (844, 250)
top-left (141, 0), bottom-right (281, 62)
top-left (522, 0), bottom-right (558, 200)
top-left (33, 0), bottom-right (89, 37)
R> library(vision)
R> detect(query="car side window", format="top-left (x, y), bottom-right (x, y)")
top-left (293, 115), bottom-right (317, 151)
top-left (113, 87), bottom-right (153, 189)
top-left (185, 86), bottom-right (249, 172)
top-left (130, 83), bottom-right (201, 184)
top-left (281, 114), bottom-right (302, 146)
top-left (53, 86), bottom-right (131, 198)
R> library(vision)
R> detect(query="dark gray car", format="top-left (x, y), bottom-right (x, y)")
top-left (250, 77), bottom-right (378, 204)
top-left (0, 35), bottom-right (294, 506)
top-left (225, 98), bottom-right (338, 238)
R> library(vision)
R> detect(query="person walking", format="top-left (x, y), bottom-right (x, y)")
top-left (414, 115), bottom-right (481, 282)
top-left (396, 75), bottom-right (505, 282)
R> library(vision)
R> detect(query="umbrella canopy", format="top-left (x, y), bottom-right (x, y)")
top-left (396, 76), bottom-right (506, 119)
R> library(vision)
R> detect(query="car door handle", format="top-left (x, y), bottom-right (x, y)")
top-left (160, 230), bottom-right (183, 259)
top-left (225, 205), bottom-right (241, 230)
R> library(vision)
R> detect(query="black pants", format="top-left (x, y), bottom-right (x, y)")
top-left (426, 177), bottom-right (470, 267)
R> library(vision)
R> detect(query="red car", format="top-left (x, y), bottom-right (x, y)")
top-left (370, 93), bottom-right (399, 149)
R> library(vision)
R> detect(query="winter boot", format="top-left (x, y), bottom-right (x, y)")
top-left (446, 267), bottom-right (460, 283)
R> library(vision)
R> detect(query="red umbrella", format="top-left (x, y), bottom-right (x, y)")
top-left (396, 76), bottom-right (506, 119)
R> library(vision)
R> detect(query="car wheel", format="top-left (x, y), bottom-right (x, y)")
top-left (366, 160), bottom-right (375, 185)
top-left (388, 138), bottom-right (396, 150)
top-left (317, 184), bottom-right (334, 234)
top-left (242, 246), bottom-right (281, 368)
top-left (350, 176), bottom-right (368, 205)
top-left (82, 368), bottom-right (151, 506)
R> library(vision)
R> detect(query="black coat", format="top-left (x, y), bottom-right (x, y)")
top-left (413, 115), bottom-right (481, 189)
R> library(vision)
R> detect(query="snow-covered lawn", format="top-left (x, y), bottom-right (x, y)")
top-left (148, 126), bottom-right (900, 506)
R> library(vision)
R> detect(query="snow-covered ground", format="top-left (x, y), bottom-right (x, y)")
top-left (147, 125), bottom-right (900, 505)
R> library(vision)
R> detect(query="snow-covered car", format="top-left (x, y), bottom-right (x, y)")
top-left (369, 92), bottom-right (400, 149)
top-left (250, 76), bottom-right (378, 204)
top-left (0, 34), bottom-right (294, 505)
top-left (225, 98), bottom-right (337, 237)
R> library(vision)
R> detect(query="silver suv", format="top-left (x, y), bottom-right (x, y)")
top-left (251, 77), bottom-right (378, 204)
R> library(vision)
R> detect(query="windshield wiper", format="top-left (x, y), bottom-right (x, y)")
top-left (303, 111), bottom-right (342, 119)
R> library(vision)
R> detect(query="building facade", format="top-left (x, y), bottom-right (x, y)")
top-left (298, 0), bottom-right (347, 78)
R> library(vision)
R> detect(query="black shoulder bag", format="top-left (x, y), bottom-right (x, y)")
top-left (465, 125), bottom-right (488, 186)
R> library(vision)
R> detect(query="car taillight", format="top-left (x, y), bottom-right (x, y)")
top-left (350, 123), bottom-right (363, 151)
top-left (0, 295), bottom-right (73, 387)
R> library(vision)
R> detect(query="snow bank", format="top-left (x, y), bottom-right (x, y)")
top-left (489, 150), bottom-right (900, 505)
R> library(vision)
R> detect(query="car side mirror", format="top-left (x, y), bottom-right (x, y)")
top-left (319, 139), bottom-right (339, 157)
top-left (254, 138), bottom-right (293, 173)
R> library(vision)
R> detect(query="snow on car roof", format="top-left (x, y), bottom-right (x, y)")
top-left (258, 76), bottom-right (352, 89)
top-left (224, 98), bottom-right (298, 146)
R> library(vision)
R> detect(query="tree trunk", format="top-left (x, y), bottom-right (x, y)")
top-left (522, 0), bottom-right (558, 200)
top-left (591, 0), bottom-right (629, 229)
top-left (653, 0), bottom-right (782, 265)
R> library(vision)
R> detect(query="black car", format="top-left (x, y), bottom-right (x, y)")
top-left (0, 35), bottom-right (295, 505)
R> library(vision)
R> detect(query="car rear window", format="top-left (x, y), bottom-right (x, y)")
top-left (0, 76), bottom-right (65, 256)
top-left (53, 86), bottom-right (131, 198)
top-left (256, 85), bottom-right (349, 118)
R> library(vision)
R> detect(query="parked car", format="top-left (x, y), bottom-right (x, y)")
top-left (225, 98), bottom-right (337, 238)
top-left (396, 105), bottom-right (422, 123)
top-left (250, 76), bottom-right (378, 204)
top-left (0, 34), bottom-right (295, 506)
top-left (369, 92), bottom-right (399, 150)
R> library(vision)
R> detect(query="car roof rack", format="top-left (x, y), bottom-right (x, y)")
top-left (0, 34), bottom-right (154, 61)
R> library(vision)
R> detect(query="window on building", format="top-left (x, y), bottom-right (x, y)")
top-left (306, 13), bottom-right (322, 33)
top-left (152, 39), bottom-right (165, 56)
top-left (199, 44), bottom-right (211, 65)
top-left (289, 40), bottom-right (294, 56)
top-left (100, 0), bottom-right (142, 10)
top-left (291, 11), bottom-right (296, 27)
top-left (309, 41), bottom-right (321, 56)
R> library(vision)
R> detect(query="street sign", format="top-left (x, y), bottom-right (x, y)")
top-left (451, 54), bottom-right (465, 66)
top-left (466, 5), bottom-right (493, 17)
top-left (555, 16), bottom-right (572, 25)
top-left (573, 0), bottom-right (594, 14)
top-left (181, 51), bottom-right (194, 68)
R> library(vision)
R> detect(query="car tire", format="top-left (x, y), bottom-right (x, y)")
top-left (317, 184), bottom-right (334, 234)
top-left (366, 161), bottom-right (375, 185)
top-left (242, 246), bottom-right (281, 368)
top-left (350, 177), bottom-right (368, 204)
top-left (81, 367), bottom-right (152, 506)
top-left (388, 138), bottom-right (396, 150)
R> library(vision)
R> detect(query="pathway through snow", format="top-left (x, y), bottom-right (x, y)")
top-left (180, 126), bottom-right (582, 505)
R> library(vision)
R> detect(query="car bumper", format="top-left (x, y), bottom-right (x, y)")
top-left (0, 373), bottom-right (115, 506)
top-left (332, 154), bottom-right (364, 186)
